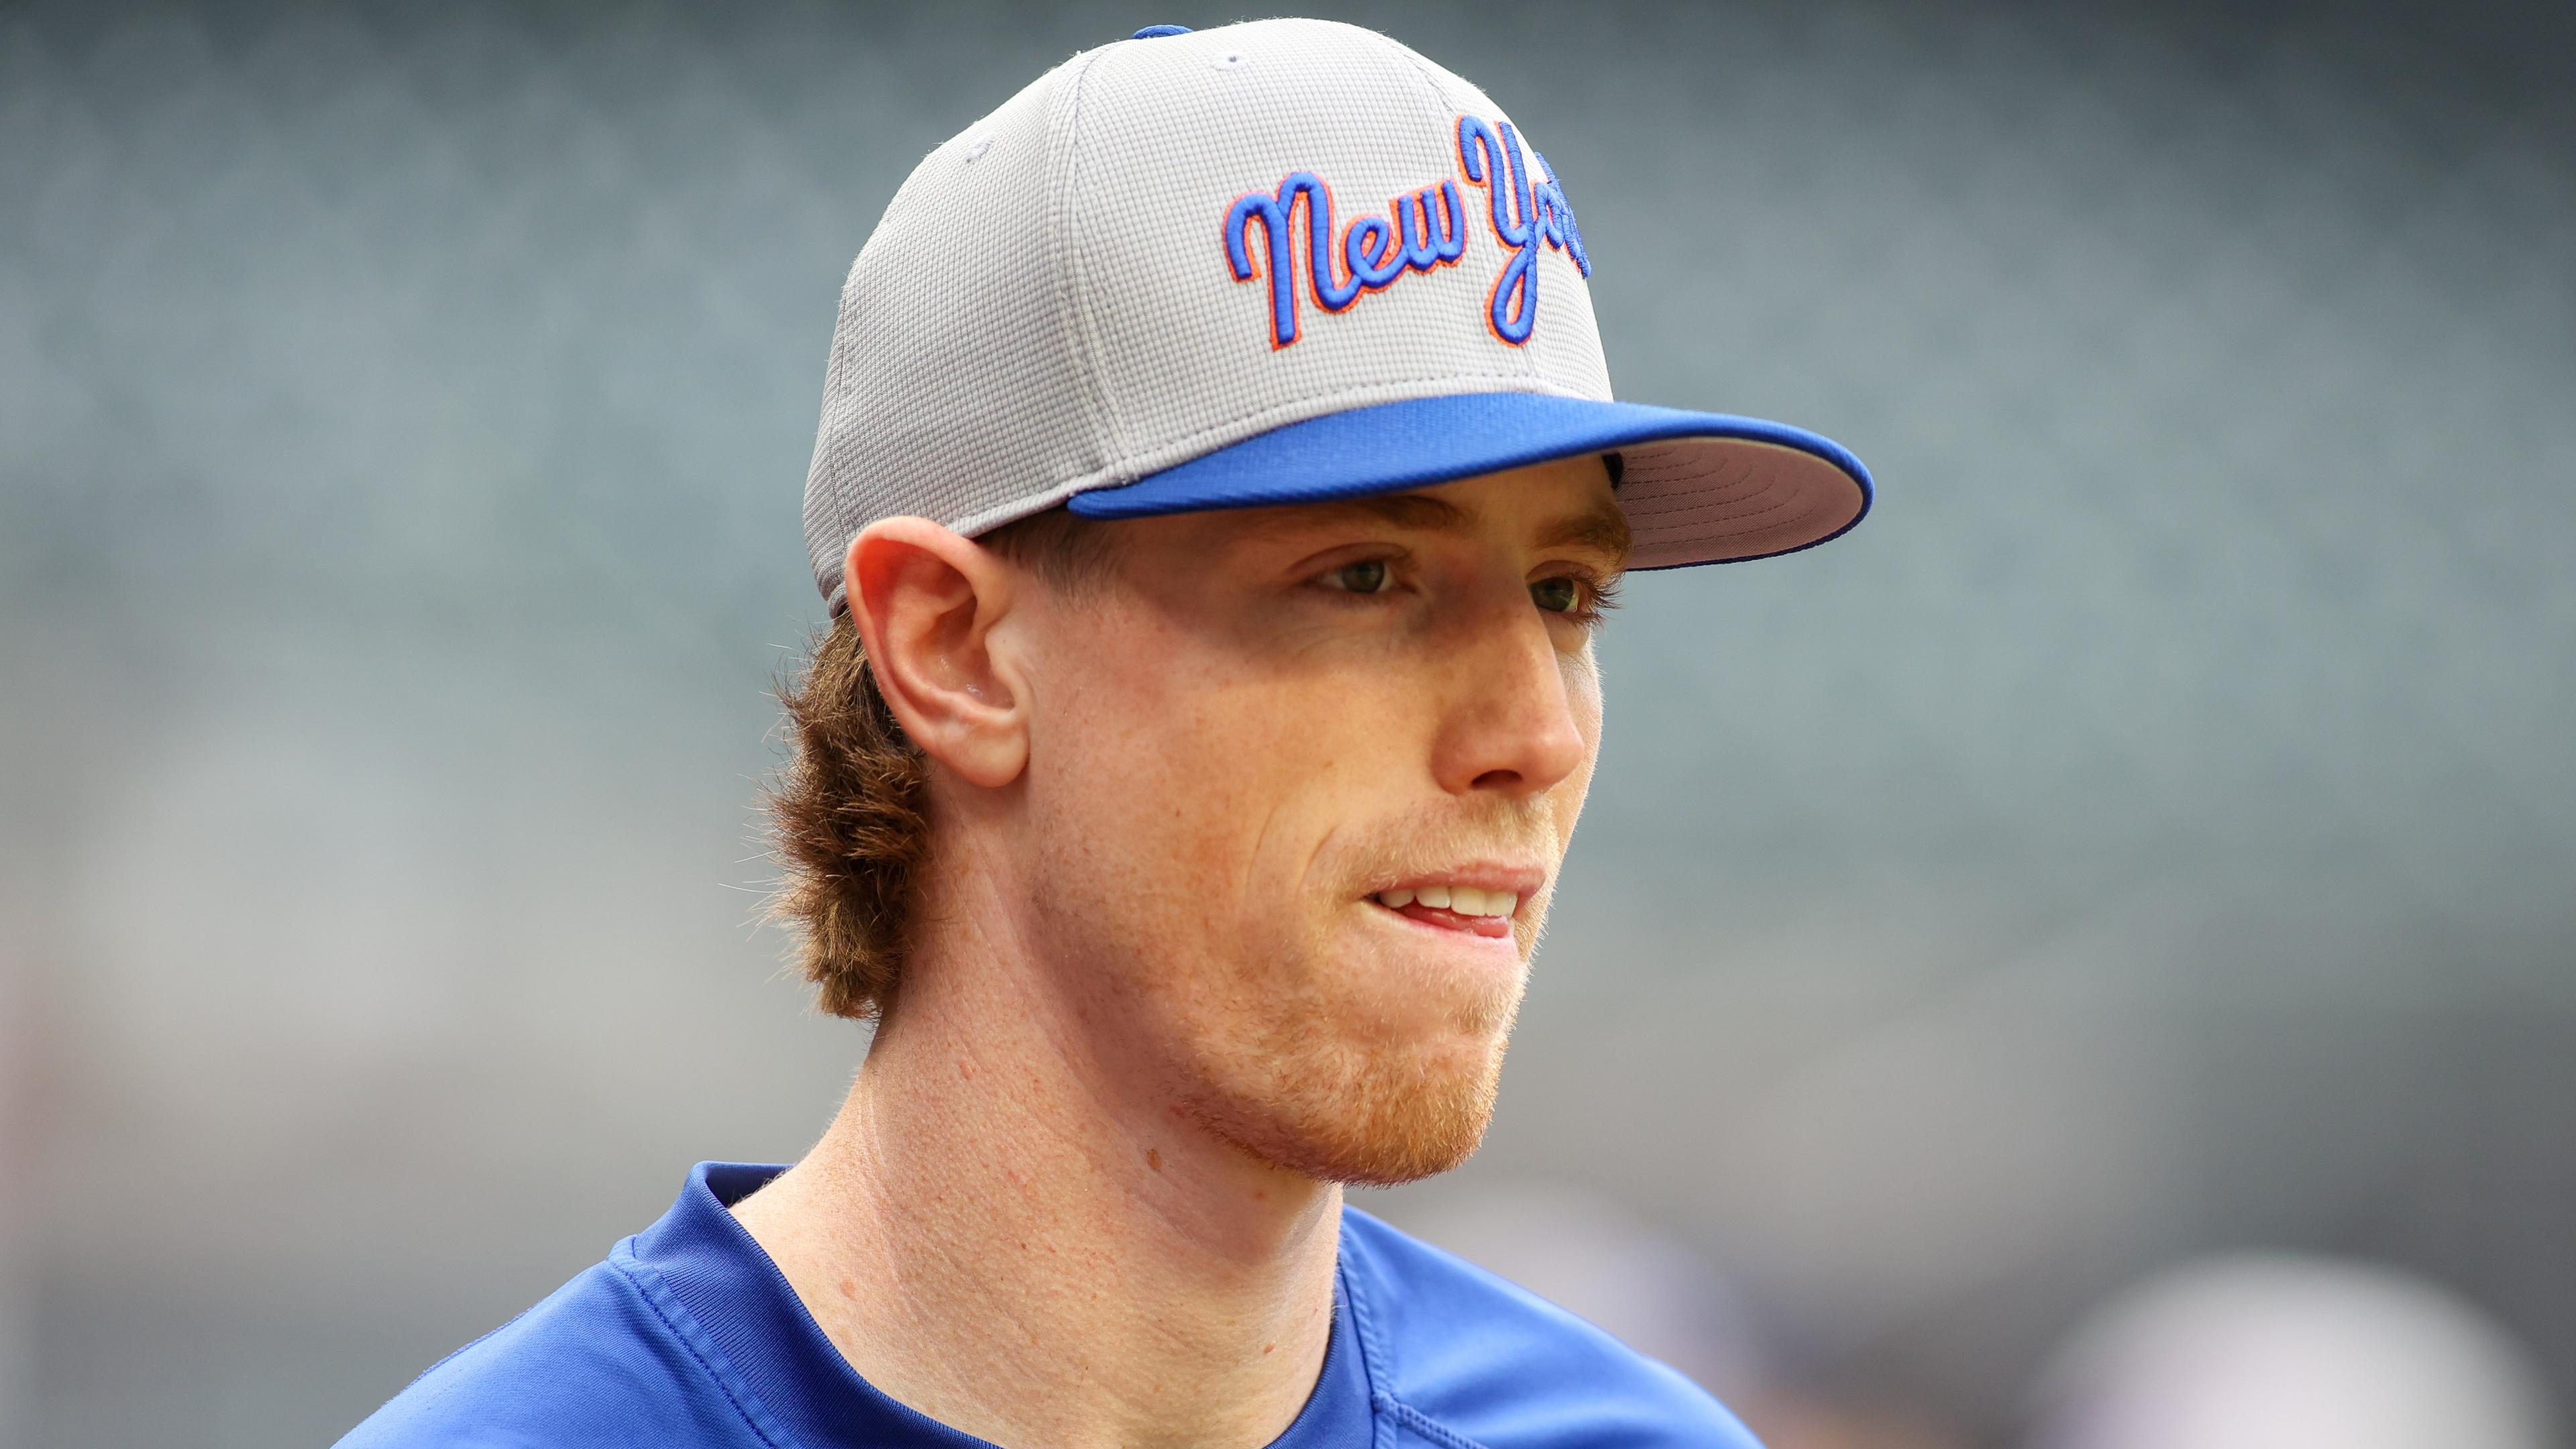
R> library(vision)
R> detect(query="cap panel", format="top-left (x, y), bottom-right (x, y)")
top-left (1512, 197), bottom-right (1612, 402)
top-left (1391, 46), bottom-right (1612, 404)
top-left (1061, 19), bottom-right (1612, 484)
top-left (802, 61), bottom-right (1103, 611)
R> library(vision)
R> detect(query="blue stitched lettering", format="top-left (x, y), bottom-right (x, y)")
top-left (1456, 117), bottom-right (1530, 246)
top-left (1226, 170), bottom-right (1461, 345)
top-left (1223, 121), bottom-right (1584, 350)
top-left (1274, 172), bottom-right (1362, 313)
top-left (1456, 115), bottom-right (1590, 344)
top-left (1345, 215), bottom-right (1399, 287)
top-left (1224, 191), bottom-right (1299, 346)
top-left (1527, 147), bottom-right (1589, 276)
top-left (1395, 181), bottom-right (1466, 270)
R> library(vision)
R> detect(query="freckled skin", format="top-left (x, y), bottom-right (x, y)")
top-left (999, 457), bottom-right (1619, 1185)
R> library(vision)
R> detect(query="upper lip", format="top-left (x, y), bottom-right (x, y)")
top-left (1368, 863), bottom-right (1548, 902)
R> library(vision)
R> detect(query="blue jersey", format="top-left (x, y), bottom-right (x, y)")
top-left (341, 1163), bottom-right (1758, 1448)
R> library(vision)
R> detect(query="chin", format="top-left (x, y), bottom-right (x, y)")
top-left (1192, 1010), bottom-right (1519, 1187)
top-left (1132, 896), bottom-right (1537, 1186)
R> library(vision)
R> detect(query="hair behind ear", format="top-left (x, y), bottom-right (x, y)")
top-left (767, 505), bottom-right (1116, 1020)
top-left (769, 616), bottom-right (928, 1021)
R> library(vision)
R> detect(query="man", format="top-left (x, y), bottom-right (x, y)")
top-left (343, 17), bottom-right (1868, 1449)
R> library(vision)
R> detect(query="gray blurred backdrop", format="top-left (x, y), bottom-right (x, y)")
top-left (3, 1), bottom-right (2571, 1445)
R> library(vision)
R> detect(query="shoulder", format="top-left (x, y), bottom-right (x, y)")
top-left (337, 1250), bottom-right (780, 1449)
top-left (1339, 1207), bottom-right (1762, 1449)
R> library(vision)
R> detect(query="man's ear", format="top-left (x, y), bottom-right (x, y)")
top-left (843, 518), bottom-right (1028, 789)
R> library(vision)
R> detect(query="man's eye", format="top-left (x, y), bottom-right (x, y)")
top-left (1325, 559), bottom-right (1393, 594)
top-left (1530, 576), bottom-right (1580, 612)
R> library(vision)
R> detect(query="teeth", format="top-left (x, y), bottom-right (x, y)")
top-left (1376, 886), bottom-right (1519, 918)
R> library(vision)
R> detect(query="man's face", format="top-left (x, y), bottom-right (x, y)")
top-left (1005, 456), bottom-right (1625, 1185)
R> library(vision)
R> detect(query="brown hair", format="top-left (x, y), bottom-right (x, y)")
top-left (767, 507), bottom-right (1111, 1020)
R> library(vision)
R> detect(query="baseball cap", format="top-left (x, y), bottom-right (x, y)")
top-left (802, 18), bottom-right (1872, 614)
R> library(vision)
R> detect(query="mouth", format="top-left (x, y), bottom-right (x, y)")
top-left (1366, 872), bottom-right (1541, 942)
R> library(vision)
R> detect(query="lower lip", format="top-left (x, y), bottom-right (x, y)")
top-left (1376, 900), bottom-right (1515, 941)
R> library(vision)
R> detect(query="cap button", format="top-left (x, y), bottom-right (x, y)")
top-left (1130, 24), bottom-right (1192, 39)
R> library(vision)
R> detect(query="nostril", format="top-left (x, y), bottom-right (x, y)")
top-left (1469, 769), bottom-right (1523, 791)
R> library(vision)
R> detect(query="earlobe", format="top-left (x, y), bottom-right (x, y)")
top-left (843, 519), bottom-right (1030, 790)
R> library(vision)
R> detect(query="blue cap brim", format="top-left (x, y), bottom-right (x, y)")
top-left (1065, 392), bottom-right (1872, 568)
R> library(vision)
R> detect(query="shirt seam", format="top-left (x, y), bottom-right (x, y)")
top-left (1383, 1397), bottom-right (1495, 1449)
top-left (610, 1252), bottom-right (801, 1449)
top-left (1338, 1228), bottom-right (1401, 1449)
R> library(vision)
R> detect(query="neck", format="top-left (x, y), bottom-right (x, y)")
top-left (731, 857), bottom-right (1342, 1449)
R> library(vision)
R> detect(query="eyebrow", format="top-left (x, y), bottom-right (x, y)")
top-left (1252, 490), bottom-right (1633, 566)
top-left (1536, 500), bottom-right (1633, 566)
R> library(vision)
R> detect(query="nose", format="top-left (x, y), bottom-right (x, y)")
top-left (1428, 598), bottom-right (1593, 799)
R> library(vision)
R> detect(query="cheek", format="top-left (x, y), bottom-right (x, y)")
top-left (1566, 645), bottom-right (1605, 741)
top-left (1557, 646), bottom-right (1605, 813)
top-left (1023, 627), bottom-right (1336, 955)
top-left (1024, 632), bottom-right (1452, 1049)
top-left (1051, 612), bottom-right (1423, 845)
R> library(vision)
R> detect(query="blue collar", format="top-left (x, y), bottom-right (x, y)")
top-left (625, 1162), bottom-right (1375, 1449)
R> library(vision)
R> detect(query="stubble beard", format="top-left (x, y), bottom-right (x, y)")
top-left (1178, 949), bottom-right (1527, 1188)
top-left (1030, 787), bottom-right (1556, 1188)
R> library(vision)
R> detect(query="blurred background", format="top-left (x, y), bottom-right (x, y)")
top-left (3, 1), bottom-right (2571, 1444)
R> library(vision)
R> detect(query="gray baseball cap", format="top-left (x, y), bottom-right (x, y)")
top-left (801, 17), bottom-right (1872, 614)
